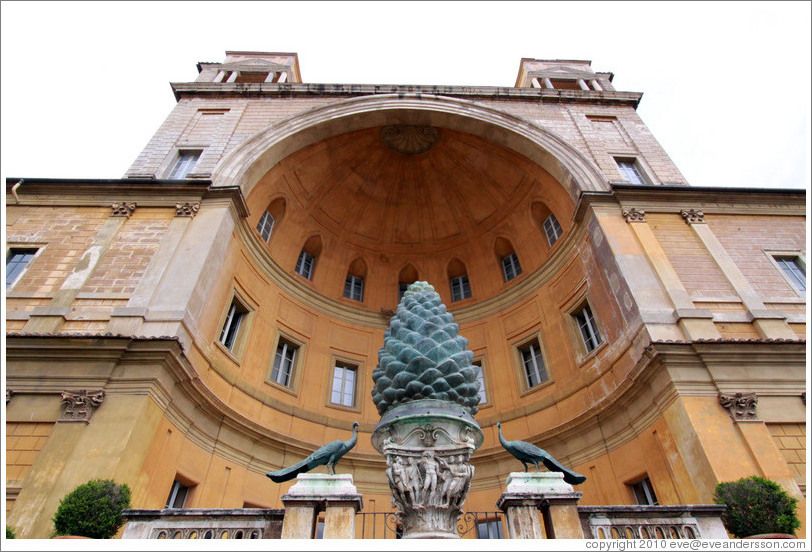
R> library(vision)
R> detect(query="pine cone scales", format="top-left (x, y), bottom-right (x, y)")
top-left (372, 281), bottom-right (480, 415)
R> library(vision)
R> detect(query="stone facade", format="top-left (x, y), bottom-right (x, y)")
top-left (4, 52), bottom-right (806, 538)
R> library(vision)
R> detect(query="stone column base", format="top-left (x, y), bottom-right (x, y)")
top-left (280, 474), bottom-right (363, 539)
top-left (497, 472), bottom-right (583, 539)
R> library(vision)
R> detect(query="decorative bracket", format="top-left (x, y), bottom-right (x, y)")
top-left (718, 392), bottom-right (758, 421)
top-left (111, 202), bottom-right (137, 217)
top-left (59, 389), bottom-right (105, 423)
top-left (622, 207), bottom-right (646, 223)
top-left (175, 202), bottom-right (200, 217)
top-left (6, 389), bottom-right (13, 404)
top-left (680, 208), bottom-right (705, 224)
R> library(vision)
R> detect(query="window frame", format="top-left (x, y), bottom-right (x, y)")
top-left (475, 518), bottom-right (504, 539)
top-left (611, 155), bottom-right (656, 185)
top-left (510, 331), bottom-right (553, 396)
top-left (765, 251), bottom-right (807, 296)
top-left (572, 302), bottom-right (603, 355)
top-left (165, 476), bottom-right (196, 509)
top-left (501, 252), bottom-right (522, 282)
top-left (471, 357), bottom-right (491, 407)
top-left (5, 246), bottom-right (43, 290)
top-left (343, 273), bottom-right (365, 302)
top-left (295, 250), bottom-right (316, 280)
top-left (627, 475), bottom-right (659, 506)
top-left (215, 289), bottom-right (255, 362)
top-left (450, 274), bottom-right (472, 302)
top-left (167, 149), bottom-right (202, 179)
top-left (266, 331), bottom-right (306, 396)
top-left (542, 214), bottom-right (564, 247)
top-left (327, 358), bottom-right (362, 412)
top-left (256, 210), bottom-right (276, 243)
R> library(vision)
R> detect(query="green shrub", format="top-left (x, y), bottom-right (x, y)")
top-left (714, 476), bottom-right (800, 538)
top-left (52, 479), bottom-right (131, 538)
top-left (6, 526), bottom-right (16, 539)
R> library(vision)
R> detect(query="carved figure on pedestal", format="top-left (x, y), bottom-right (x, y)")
top-left (266, 422), bottom-right (359, 483)
top-left (405, 457), bottom-right (422, 503)
top-left (419, 451), bottom-right (440, 507)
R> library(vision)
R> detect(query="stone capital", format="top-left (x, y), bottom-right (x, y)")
top-left (175, 202), bottom-right (200, 217)
top-left (621, 207), bottom-right (646, 223)
top-left (111, 202), bottom-right (137, 217)
top-left (718, 391), bottom-right (758, 421)
top-left (59, 389), bottom-right (105, 422)
top-left (680, 208), bottom-right (705, 224)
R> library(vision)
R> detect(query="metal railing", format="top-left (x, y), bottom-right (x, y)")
top-left (353, 511), bottom-right (506, 539)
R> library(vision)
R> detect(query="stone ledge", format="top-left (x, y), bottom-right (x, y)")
top-left (123, 508), bottom-right (284, 519)
top-left (578, 504), bottom-right (726, 516)
top-left (170, 82), bottom-right (644, 106)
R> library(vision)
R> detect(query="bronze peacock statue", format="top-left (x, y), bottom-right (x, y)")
top-left (497, 422), bottom-right (586, 485)
top-left (266, 422), bottom-right (359, 483)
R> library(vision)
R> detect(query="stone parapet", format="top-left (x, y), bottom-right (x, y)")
top-left (121, 508), bottom-right (284, 539)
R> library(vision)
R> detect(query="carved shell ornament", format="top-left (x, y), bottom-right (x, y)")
top-left (381, 125), bottom-right (439, 154)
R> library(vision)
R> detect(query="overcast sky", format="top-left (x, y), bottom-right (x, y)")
top-left (1, 1), bottom-right (810, 190)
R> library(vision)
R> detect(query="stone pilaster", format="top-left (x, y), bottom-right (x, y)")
top-left (625, 216), bottom-right (720, 340)
top-left (681, 209), bottom-right (796, 340)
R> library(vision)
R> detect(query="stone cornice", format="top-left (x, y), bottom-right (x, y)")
top-left (170, 82), bottom-right (643, 107)
top-left (574, 186), bottom-right (806, 222)
top-left (4, 178), bottom-right (249, 218)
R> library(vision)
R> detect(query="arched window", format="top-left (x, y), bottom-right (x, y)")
top-left (495, 237), bottom-right (521, 282)
top-left (447, 258), bottom-right (472, 302)
top-left (296, 235), bottom-right (322, 280)
top-left (397, 264), bottom-right (419, 300)
top-left (344, 257), bottom-right (367, 302)
top-left (256, 197), bottom-right (286, 243)
top-left (531, 201), bottom-right (563, 247)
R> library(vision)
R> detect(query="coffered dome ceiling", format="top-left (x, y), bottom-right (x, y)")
top-left (250, 125), bottom-right (568, 256)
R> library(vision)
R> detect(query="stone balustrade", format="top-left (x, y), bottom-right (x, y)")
top-left (578, 505), bottom-right (728, 539)
top-left (121, 508), bottom-right (284, 539)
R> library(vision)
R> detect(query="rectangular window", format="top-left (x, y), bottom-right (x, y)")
top-left (165, 480), bottom-right (191, 509)
top-left (773, 255), bottom-right (806, 292)
top-left (450, 275), bottom-right (472, 302)
top-left (476, 519), bottom-right (503, 539)
top-left (256, 211), bottom-right (275, 242)
top-left (295, 251), bottom-right (316, 279)
top-left (615, 158), bottom-right (646, 185)
top-left (219, 298), bottom-right (248, 352)
top-left (629, 477), bottom-right (658, 506)
top-left (519, 339), bottom-right (548, 389)
top-left (573, 304), bottom-right (602, 353)
top-left (6, 247), bottom-right (39, 288)
top-left (501, 253), bottom-right (522, 282)
top-left (331, 362), bottom-right (357, 407)
top-left (543, 214), bottom-right (563, 247)
top-left (344, 274), bottom-right (365, 302)
top-left (271, 338), bottom-right (298, 387)
top-left (472, 360), bottom-right (487, 404)
top-left (168, 150), bottom-right (201, 179)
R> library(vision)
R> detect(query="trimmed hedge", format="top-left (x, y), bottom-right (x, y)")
top-left (52, 479), bottom-right (131, 538)
top-left (714, 476), bottom-right (800, 538)
top-left (6, 526), bottom-right (16, 539)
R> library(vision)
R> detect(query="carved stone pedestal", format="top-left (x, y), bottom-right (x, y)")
top-left (372, 399), bottom-right (483, 539)
top-left (280, 474), bottom-right (363, 539)
top-left (497, 472), bottom-right (584, 539)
